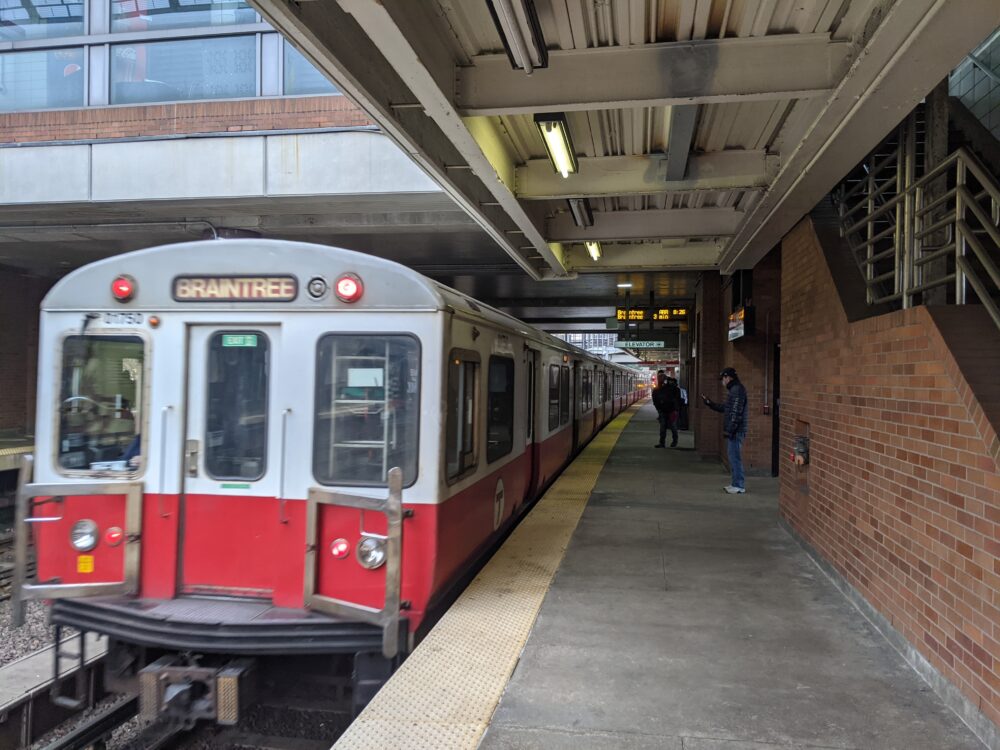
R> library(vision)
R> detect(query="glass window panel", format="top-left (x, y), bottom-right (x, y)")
top-left (486, 357), bottom-right (514, 463)
top-left (547, 365), bottom-right (559, 431)
top-left (0, 47), bottom-right (84, 111)
top-left (205, 331), bottom-right (268, 480)
top-left (110, 35), bottom-right (255, 104)
top-left (0, 0), bottom-right (83, 40)
top-left (314, 335), bottom-right (420, 486)
top-left (282, 41), bottom-right (337, 96)
top-left (58, 335), bottom-right (144, 472)
top-left (111, 0), bottom-right (255, 33)
top-left (446, 355), bottom-right (478, 479)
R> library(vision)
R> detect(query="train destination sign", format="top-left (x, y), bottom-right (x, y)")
top-left (614, 340), bottom-right (665, 349)
top-left (173, 275), bottom-right (298, 301)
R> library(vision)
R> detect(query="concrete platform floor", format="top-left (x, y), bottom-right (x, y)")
top-left (480, 403), bottom-right (985, 750)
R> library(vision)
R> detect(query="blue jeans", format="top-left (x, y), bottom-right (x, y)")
top-left (727, 434), bottom-right (745, 489)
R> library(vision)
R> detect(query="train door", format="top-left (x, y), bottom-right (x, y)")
top-left (524, 348), bottom-right (539, 502)
top-left (571, 361), bottom-right (580, 449)
top-left (178, 325), bottom-right (285, 597)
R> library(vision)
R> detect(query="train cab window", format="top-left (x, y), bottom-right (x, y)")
top-left (57, 335), bottom-right (145, 472)
top-left (314, 335), bottom-right (420, 487)
top-left (487, 356), bottom-right (515, 463)
top-left (206, 331), bottom-right (269, 480)
top-left (559, 366), bottom-right (570, 425)
top-left (547, 365), bottom-right (560, 431)
top-left (447, 352), bottom-right (479, 480)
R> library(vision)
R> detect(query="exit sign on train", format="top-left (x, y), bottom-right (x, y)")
top-left (614, 340), bottom-right (664, 349)
top-left (222, 334), bottom-right (258, 348)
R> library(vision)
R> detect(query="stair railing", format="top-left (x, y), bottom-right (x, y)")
top-left (833, 128), bottom-right (1000, 333)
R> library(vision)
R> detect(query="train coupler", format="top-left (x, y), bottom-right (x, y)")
top-left (139, 656), bottom-right (255, 728)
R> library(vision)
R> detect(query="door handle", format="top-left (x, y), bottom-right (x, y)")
top-left (185, 439), bottom-right (199, 477)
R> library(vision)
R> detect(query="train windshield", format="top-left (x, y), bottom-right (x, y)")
top-left (314, 334), bottom-right (420, 486)
top-left (57, 335), bottom-right (144, 472)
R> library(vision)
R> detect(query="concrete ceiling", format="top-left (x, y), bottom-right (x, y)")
top-left (246, 0), bottom-right (1000, 280)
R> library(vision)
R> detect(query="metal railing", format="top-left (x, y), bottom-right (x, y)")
top-left (832, 116), bottom-right (1000, 332)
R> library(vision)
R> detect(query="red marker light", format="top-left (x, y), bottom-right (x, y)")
top-left (330, 538), bottom-right (350, 559)
top-left (105, 526), bottom-right (124, 547)
top-left (335, 274), bottom-right (363, 303)
top-left (111, 275), bottom-right (135, 302)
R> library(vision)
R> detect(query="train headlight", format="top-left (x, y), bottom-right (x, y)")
top-left (356, 535), bottom-right (387, 570)
top-left (70, 519), bottom-right (99, 552)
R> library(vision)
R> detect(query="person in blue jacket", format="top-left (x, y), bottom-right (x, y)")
top-left (702, 367), bottom-right (748, 494)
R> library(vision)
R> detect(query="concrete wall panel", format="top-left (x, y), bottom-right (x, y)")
top-left (92, 138), bottom-right (266, 201)
top-left (266, 131), bottom-right (439, 196)
top-left (0, 146), bottom-right (91, 204)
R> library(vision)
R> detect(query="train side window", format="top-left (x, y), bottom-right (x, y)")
top-left (559, 366), bottom-right (570, 425)
top-left (547, 365), bottom-right (560, 430)
top-left (447, 351), bottom-right (480, 480)
top-left (205, 331), bottom-right (269, 481)
top-left (314, 334), bottom-right (420, 487)
top-left (57, 335), bottom-right (145, 473)
top-left (487, 356), bottom-right (515, 463)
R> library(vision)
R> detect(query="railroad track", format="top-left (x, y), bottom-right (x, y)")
top-left (0, 531), bottom-right (35, 601)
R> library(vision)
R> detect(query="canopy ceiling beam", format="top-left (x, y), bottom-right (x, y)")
top-left (457, 34), bottom-right (852, 116)
top-left (547, 207), bottom-right (742, 242)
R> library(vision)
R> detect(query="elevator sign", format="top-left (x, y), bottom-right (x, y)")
top-left (614, 340), bottom-right (665, 349)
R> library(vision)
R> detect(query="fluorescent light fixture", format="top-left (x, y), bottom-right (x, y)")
top-left (567, 197), bottom-right (593, 228)
top-left (585, 241), bottom-right (602, 262)
top-left (486, 0), bottom-right (548, 73)
top-left (534, 113), bottom-right (578, 178)
top-left (616, 282), bottom-right (633, 288)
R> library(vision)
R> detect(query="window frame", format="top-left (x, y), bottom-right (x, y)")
top-left (53, 330), bottom-right (150, 478)
top-left (203, 328), bottom-right (270, 481)
top-left (445, 348), bottom-right (481, 484)
top-left (312, 332), bottom-right (422, 489)
top-left (559, 365), bottom-right (570, 425)
top-left (547, 364), bottom-right (560, 432)
top-left (486, 355), bottom-right (515, 464)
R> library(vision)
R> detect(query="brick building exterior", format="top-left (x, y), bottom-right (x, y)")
top-left (0, 267), bottom-right (51, 434)
top-left (780, 217), bottom-right (1000, 728)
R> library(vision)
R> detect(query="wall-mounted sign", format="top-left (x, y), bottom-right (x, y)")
top-left (728, 306), bottom-right (755, 341)
top-left (614, 340), bottom-right (665, 349)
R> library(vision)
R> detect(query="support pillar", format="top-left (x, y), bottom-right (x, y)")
top-left (694, 272), bottom-right (723, 459)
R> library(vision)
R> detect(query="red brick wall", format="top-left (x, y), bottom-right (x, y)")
top-left (720, 248), bottom-right (780, 474)
top-left (0, 267), bottom-right (52, 434)
top-left (0, 96), bottom-right (373, 144)
top-left (781, 216), bottom-right (1000, 728)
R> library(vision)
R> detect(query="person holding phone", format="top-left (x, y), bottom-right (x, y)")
top-left (702, 367), bottom-right (748, 494)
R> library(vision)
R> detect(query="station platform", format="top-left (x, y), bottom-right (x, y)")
top-left (0, 436), bottom-right (32, 474)
top-left (335, 403), bottom-right (986, 750)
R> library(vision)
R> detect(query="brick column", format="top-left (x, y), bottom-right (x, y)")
top-left (694, 272), bottom-right (723, 459)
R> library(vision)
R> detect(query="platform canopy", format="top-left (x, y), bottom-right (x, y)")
top-left (247, 0), bottom-right (999, 280)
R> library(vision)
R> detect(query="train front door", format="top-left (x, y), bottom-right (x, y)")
top-left (179, 325), bottom-right (286, 597)
top-left (525, 348), bottom-right (539, 501)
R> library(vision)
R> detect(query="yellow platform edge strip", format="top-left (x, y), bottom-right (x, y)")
top-left (333, 403), bottom-right (641, 750)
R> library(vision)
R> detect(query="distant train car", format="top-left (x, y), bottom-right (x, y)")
top-left (13, 240), bottom-right (642, 722)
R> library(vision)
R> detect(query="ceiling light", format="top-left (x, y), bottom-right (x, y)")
top-left (567, 198), bottom-right (593, 228)
top-left (585, 241), bottom-right (601, 262)
top-left (616, 282), bottom-right (633, 288)
top-left (534, 113), bottom-right (578, 178)
top-left (486, 0), bottom-right (548, 73)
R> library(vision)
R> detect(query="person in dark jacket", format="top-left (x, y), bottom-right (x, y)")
top-left (652, 371), bottom-right (681, 448)
top-left (702, 367), bottom-right (748, 493)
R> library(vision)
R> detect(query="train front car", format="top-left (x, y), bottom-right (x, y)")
top-left (14, 240), bottom-right (446, 722)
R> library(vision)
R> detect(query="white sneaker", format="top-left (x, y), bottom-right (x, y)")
top-left (723, 485), bottom-right (746, 494)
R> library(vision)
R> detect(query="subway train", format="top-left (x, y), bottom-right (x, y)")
top-left (13, 239), bottom-right (642, 722)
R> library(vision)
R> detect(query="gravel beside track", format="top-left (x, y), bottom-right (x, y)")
top-left (0, 598), bottom-right (55, 668)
